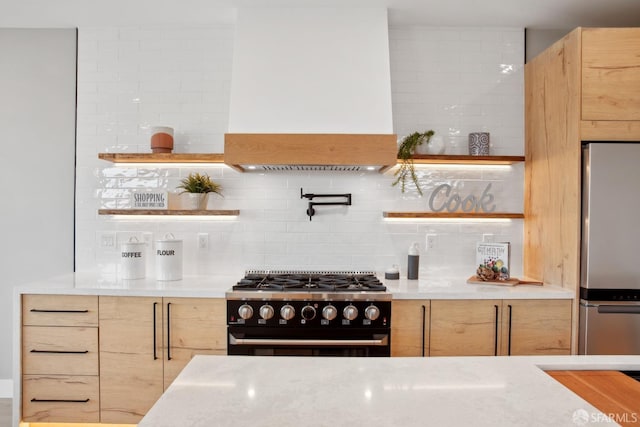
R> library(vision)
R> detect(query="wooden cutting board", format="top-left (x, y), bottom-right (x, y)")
top-left (547, 370), bottom-right (640, 426)
top-left (466, 276), bottom-right (543, 286)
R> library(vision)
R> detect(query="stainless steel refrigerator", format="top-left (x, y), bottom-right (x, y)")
top-left (579, 142), bottom-right (640, 355)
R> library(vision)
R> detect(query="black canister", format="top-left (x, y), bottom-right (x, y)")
top-left (408, 242), bottom-right (419, 280)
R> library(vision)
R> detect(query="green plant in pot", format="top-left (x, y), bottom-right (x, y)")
top-left (392, 130), bottom-right (435, 195)
top-left (177, 172), bottom-right (223, 210)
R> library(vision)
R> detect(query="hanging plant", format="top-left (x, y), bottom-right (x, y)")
top-left (392, 130), bottom-right (435, 195)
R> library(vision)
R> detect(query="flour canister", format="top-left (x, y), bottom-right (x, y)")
top-left (155, 233), bottom-right (183, 281)
top-left (120, 237), bottom-right (146, 280)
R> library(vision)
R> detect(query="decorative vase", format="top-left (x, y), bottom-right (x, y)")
top-left (150, 126), bottom-right (174, 153)
top-left (185, 193), bottom-right (208, 210)
top-left (468, 132), bottom-right (490, 156)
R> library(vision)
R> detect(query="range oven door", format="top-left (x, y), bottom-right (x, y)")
top-left (227, 326), bottom-right (390, 357)
top-left (579, 300), bottom-right (640, 355)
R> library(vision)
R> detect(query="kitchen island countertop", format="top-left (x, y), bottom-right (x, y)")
top-left (14, 273), bottom-right (574, 300)
top-left (138, 355), bottom-right (640, 427)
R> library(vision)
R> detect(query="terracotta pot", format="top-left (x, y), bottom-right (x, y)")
top-left (151, 126), bottom-right (174, 153)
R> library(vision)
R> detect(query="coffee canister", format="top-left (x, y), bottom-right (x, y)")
top-left (120, 237), bottom-right (146, 280)
top-left (155, 233), bottom-right (183, 281)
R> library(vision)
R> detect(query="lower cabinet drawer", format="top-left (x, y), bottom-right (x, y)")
top-left (22, 375), bottom-right (99, 423)
top-left (23, 294), bottom-right (98, 327)
top-left (22, 326), bottom-right (98, 375)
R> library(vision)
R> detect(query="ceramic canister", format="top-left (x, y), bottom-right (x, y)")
top-left (150, 126), bottom-right (174, 153)
top-left (468, 132), bottom-right (490, 156)
top-left (120, 237), bottom-right (146, 280)
top-left (155, 233), bottom-right (183, 281)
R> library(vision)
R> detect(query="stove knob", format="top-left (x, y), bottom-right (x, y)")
top-left (322, 304), bottom-right (338, 321)
top-left (343, 304), bottom-right (358, 321)
top-left (259, 304), bottom-right (274, 320)
top-left (238, 304), bottom-right (254, 320)
top-left (365, 305), bottom-right (380, 321)
top-left (301, 305), bottom-right (316, 320)
top-left (280, 304), bottom-right (295, 321)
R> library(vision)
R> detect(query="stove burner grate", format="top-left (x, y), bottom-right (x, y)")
top-left (232, 271), bottom-right (386, 292)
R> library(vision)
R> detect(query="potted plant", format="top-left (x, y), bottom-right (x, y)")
top-left (392, 130), bottom-right (435, 195)
top-left (177, 172), bottom-right (223, 210)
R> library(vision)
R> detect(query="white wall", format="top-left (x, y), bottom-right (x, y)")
top-left (75, 25), bottom-right (524, 282)
top-left (0, 29), bottom-right (76, 387)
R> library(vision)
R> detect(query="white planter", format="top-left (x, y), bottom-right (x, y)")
top-left (185, 193), bottom-right (208, 210)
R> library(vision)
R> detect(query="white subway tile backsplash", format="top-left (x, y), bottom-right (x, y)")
top-left (76, 24), bottom-right (524, 279)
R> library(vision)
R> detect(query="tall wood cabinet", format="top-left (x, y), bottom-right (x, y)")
top-left (99, 296), bottom-right (227, 424)
top-left (525, 27), bottom-right (640, 349)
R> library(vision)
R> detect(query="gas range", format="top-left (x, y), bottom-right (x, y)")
top-left (226, 271), bottom-right (392, 356)
top-left (228, 270), bottom-right (389, 299)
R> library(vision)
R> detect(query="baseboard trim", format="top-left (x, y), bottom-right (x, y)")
top-left (0, 379), bottom-right (12, 398)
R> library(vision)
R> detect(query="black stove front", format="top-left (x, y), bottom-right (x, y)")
top-left (227, 271), bottom-right (391, 357)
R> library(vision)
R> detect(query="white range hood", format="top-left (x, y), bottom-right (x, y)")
top-left (224, 7), bottom-right (397, 172)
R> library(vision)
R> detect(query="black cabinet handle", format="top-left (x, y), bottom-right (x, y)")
top-left (30, 309), bottom-right (89, 313)
top-left (494, 305), bottom-right (499, 356)
top-left (421, 305), bottom-right (426, 357)
top-left (30, 350), bottom-right (88, 354)
top-left (167, 302), bottom-right (172, 361)
top-left (153, 302), bottom-right (158, 360)
top-left (31, 398), bottom-right (90, 403)
top-left (507, 304), bottom-right (513, 356)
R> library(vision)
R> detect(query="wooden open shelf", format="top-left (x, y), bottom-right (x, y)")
top-left (98, 153), bottom-right (224, 164)
top-left (406, 155), bottom-right (525, 165)
top-left (99, 209), bottom-right (239, 216)
top-left (383, 212), bottom-right (524, 219)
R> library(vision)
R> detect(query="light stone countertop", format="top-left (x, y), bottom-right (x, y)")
top-left (386, 277), bottom-right (574, 299)
top-left (138, 355), bottom-right (640, 427)
top-left (14, 273), bottom-right (574, 300)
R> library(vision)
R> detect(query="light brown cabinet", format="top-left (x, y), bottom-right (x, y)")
top-left (431, 299), bottom-right (572, 357)
top-left (99, 296), bottom-right (164, 424)
top-left (500, 299), bottom-right (572, 356)
top-left (99, 296), bottom-right (226, 424)
top-left (430, 300), bottom-right (502, 356)
top-left (21, 294), bottom-right (100, 423)
top-left (581, 28), bottom-right (640, 121)
top-left (391, 300), bottom-right (429, 356)
top-left (394, 298), bottom-right (572, 357)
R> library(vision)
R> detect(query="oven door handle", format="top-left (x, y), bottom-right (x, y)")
top-left (597, 305), bottom-right (640, 314)
top-left (229, 333), bottom-right (389, 347)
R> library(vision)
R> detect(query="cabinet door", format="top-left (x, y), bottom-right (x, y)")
top-left (391, 300), bottom-right (429, 357)
top-left (501, 299), bottom-right (572, 356)
top-left (430, 300), bottom-right (502, 356)
top-left (99, 296), bottom-right (163, 424)
top-left (163, 297), bottom-right (227, 388)
top-left (582, 28), bottom-right (640, 121)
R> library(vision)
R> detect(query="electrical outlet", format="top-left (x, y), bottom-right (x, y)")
top-left (198, 233), bottom-right (209, 251)
top-left (483, 233), bottom-right (494, 243)
top-left (425, 234), bottom-right (437, 251)
top-left (99, 232), bottom-right (117, 250)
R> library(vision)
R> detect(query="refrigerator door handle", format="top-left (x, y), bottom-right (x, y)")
top-left (598, 305), bottom-right (640, 314)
